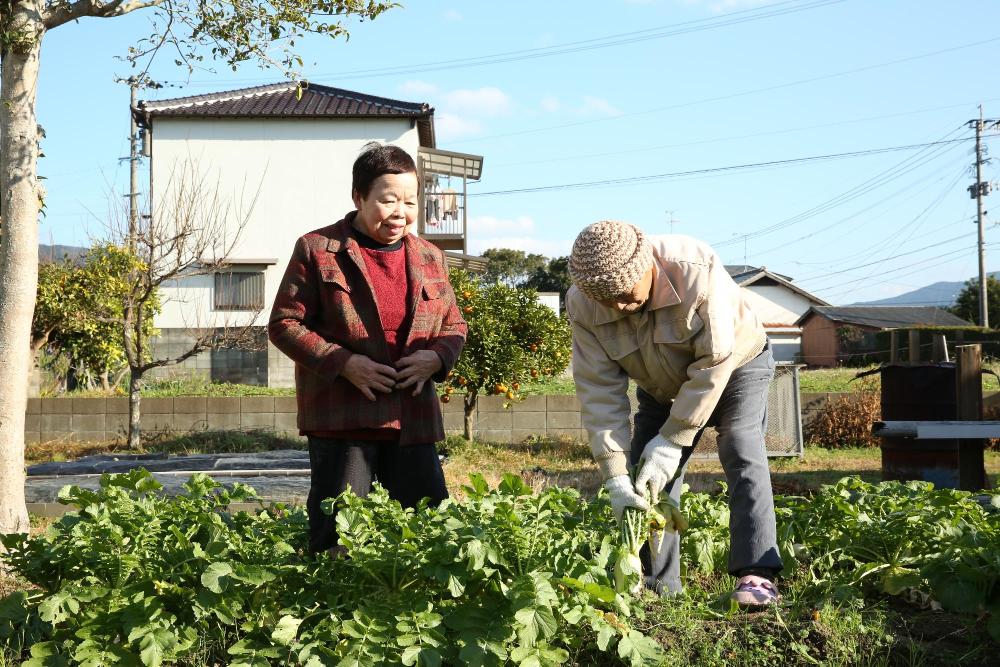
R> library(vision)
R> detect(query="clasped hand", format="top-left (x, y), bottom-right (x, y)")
top-left (342, 351), bottom-right (442, 401)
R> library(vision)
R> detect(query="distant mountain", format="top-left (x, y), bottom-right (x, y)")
top-left (38, 244), bottom-right (88, 265)
top-left (852, 272), bottom-right (1000, 307)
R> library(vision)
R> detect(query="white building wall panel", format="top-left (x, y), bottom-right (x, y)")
top-left (150, 117), bottom-right (419, 329)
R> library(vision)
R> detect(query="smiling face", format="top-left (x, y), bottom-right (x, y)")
top-left (351, 171), bottom-right (419, 245)
top-left (598, 266), bottom-right (655, 313)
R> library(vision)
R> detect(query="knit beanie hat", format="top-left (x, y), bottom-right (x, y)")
top-left (569, 220), bottom-right (654, 301)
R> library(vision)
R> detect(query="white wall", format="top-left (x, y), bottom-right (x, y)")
top-left (742, 285), bottom-right (816, 326)
top-left (149, 117), bottom-right (420, 329)
top-left (536, 292), bottom-right (560, 315)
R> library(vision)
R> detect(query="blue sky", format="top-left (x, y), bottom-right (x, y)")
top-left (37, 0), bottom-right (1000, 304)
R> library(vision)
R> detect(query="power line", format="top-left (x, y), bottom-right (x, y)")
top-left (449, 35), bottom-right (1000, 145)
top-left (754, 156), bottom-right (968, 260)
top-left (490, 97), bottom-right (1000, 169)
top-left (711, 125), bottom-right (971, 249)
top-left (165, 0), bottom-right (845, 87)
top-left (469, 137), bottom-right (974, 197)
top-left (811, 242), bottom-right (1000, 296)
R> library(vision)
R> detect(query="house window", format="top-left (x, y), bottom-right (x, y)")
top-left (214, 271), bottom-right (264, 311)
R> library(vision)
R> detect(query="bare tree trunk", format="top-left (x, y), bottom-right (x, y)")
top-left (127, 369), bottom-right (142, 450)
top-left (463, 392), bottom-right (476, 441)
top-left (0, 3), bottom-right (44, 536)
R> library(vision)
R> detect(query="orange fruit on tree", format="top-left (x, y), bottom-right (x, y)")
top-left (463, 306), bottom-right (473, 314)
top-left (530, 369), bottom-right (539, 378)
top-left (440, 394), bottom-right (451, 403)
top-left (458, 377), bottom-right (468, 386)
top-left (506, 390), bottom-right (515, 400)
top-left (462, 290), bottom-right (472, 299)
top-left (512, 382), bottom-right (520, 390)
top-left (445, 386), bottom-right (454, 394)
top-left (529, 344), bottom-right (538, 352)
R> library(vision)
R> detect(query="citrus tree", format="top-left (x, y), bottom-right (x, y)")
top-left (443, 269), bottom-right (572, 440)
top-left (33, 245), bottom-right (158, 392)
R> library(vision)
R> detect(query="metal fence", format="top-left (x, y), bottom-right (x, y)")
top-left (626, 363), bottom-right (804, 459)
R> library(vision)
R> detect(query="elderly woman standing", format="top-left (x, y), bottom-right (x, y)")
top-left (268, 143), bottom-right (467, 554)
top-left (566, 220), bottom-right (782, 605)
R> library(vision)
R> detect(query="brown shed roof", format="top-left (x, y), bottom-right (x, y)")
top-left (134, 82), bottom-right (435, 147)
top-left (795, 306), bottom-right (972, 329)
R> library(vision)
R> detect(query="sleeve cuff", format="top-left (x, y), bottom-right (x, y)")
top-left (595, 450), bottom-right (630, 480)
top-left (660, 416), bottom-right (701, 447)
top-left (317, 347), bottom-right (354, 379)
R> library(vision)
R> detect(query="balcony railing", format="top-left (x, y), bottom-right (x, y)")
top-left (418, 147), bottom-right (483, 254)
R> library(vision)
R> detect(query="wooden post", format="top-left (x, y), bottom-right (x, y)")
top-left (955, 344), bottom-right (988, 490)
top-left (890, 330), bottom-right (899, 363)
top-left (932, 334), bottom-right (949, 363)
top-left (908, 330), bottom-right (921, 363)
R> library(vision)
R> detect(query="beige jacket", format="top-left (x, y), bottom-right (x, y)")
top-left (566, 234), bottom-right (767, 479)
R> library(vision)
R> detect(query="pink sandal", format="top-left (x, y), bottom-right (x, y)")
top-left (731, 575), bottom-right (780, 608)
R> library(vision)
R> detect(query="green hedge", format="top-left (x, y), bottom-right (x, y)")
top-left (839, 326), bottom-right (1000, 366)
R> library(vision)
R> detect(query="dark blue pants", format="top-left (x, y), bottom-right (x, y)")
top-left (631, 345), bottom-right (783, 593)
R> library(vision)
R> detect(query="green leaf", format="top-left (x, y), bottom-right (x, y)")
top-left (617, 630), bottom-right (665, 666)
top-left (880, 566), bottom-right (921, 596)
top-left (272, 615), bottom-right (303, 645)
top-left (38, 591), bottom-right (79, 625)
top-left (201, 561), bottom-right (233, 594)
top-left (559, 577), bottom-right (616, 604)
top-left (138, 627), bottom-right (177, 667)
top-left (513, 605), bottom-right (557, 645)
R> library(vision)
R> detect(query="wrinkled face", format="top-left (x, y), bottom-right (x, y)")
top-left (598, 267), bottom-right (655, 313)
top-left (352, 172), bottom-right (419, 245)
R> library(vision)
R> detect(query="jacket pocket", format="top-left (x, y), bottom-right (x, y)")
top-left (653, 311), bottom-right (703, 344)
top-left (320, 267), bottom-right (351, 293)
top-left (600, 335), bottom-right (640, 361)
top-left (422, 281), bottom-right (445, 300)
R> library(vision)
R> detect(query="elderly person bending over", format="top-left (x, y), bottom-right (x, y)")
top-left (566, 220), bottom-right (782, 605)
top-left (269, 143), bottom-right (467, 554)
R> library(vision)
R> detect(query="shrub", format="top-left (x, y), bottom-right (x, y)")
top-left (804, 383), bottom-right (881, 449)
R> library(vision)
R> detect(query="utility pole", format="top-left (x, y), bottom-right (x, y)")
top-left (666, 209), bottom-right (680, 234)
top-left (127, 77), bottom-right (139, 252)
top-left (968, 106), bottom-right (1000, 328)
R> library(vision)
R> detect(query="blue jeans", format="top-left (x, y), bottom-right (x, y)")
top-left (631, 345), bottom-right (783, 593)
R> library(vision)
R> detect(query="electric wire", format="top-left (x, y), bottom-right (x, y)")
top-left (449, 35), bottom-right (1000, 145)
top-left (470, 137), bottom-right (972, 197)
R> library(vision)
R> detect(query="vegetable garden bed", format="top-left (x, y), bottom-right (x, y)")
top-left (1, 469), bottom-right (998, 666)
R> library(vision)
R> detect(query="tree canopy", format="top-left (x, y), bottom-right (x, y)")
top-left (950, 276), bottom-right (1000, 327)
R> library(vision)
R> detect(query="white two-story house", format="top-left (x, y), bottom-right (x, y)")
top-left (133, 82), bottom-right (485, 387)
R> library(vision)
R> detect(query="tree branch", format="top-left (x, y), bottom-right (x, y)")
top-left (44, 0), bottom-right (167, 29)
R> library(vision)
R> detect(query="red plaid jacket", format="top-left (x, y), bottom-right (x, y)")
top-left (268, 213), bottom-right (467, 445)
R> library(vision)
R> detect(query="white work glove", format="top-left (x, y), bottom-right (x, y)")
top-left (604, 474), bottom-right (650, 521)
top-left (635, 435), bottom-right (684, 500)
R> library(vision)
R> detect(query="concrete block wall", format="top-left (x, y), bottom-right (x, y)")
top-left (440, 394), bottom-right (585, 443)
top-left (24, 395), bottom-right (302, 444)
top-left (24, 391), bottom-right (877, 446)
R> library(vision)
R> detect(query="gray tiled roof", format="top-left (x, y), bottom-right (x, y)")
top-left (135, 82), bottom-right (435, 146)
top-left (801, 306), bottom-right (971, 329)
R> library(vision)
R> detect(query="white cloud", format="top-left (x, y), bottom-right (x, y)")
top-left (435, 113), bottom-right (483, 140)
top-left (442, 86), bottom-right (512, 117)
top-left (444, 8), bottom-right (462, 21)
top-left (540, 95), bottom-right (561, 113)
top-left (580, 96), bottom-right (621, 116)
top-left (398, 80), bottom-right (438, 97)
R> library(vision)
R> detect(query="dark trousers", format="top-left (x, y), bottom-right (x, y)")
top-left (306, 436), bottom-right (449, 553)
top-left (631, 345), bottom-right (783, 593)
